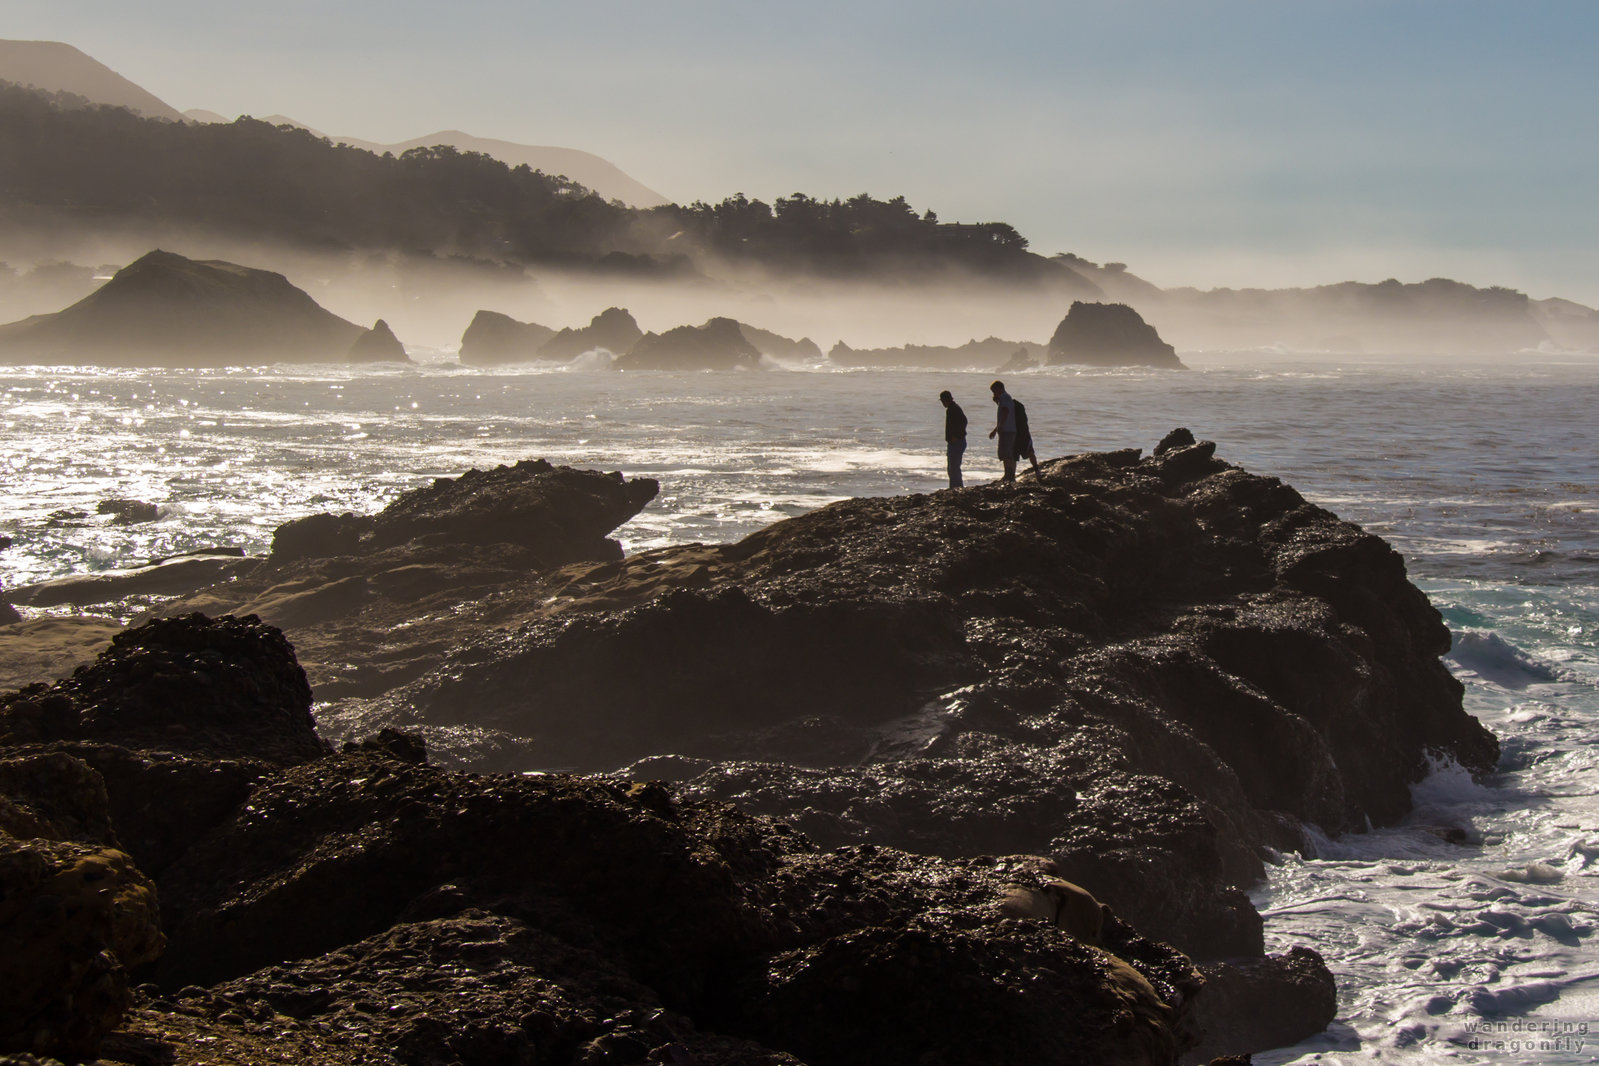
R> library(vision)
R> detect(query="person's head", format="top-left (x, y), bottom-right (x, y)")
top-left (939, 390), bottom-right (953, 407)
top-left (990, 380), bottom-right (1005, 396)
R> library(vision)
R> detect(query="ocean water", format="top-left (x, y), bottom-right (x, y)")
top-left (2, 349), bottom-right (1598, 1060)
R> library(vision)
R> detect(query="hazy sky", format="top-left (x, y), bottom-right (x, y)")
top-left (10, 0), bottom-right (1599, 302)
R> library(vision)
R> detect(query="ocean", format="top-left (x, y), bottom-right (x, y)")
top-left (3, 349), bottom-right (1598, 1061)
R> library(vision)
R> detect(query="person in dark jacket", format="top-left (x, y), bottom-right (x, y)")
top-left (939, 390), bottom-right (967, 488)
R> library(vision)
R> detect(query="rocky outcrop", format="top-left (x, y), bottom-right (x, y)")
top-left (457, 309), bottom-right (557, 365)
top-left (614, 316), bottom-right (763, 371)
top-left (538, 307), bottom-right (643, 361)
top-left (345, 318), bottom-right (409, 363)
top-left (27, 441), bottom-right (1502, 1060)
top-left (0, 250), bottom-right (369, 366)
top-left (300, 442), bottom-right (1495, 966)
top-left (830, 336), bottom-right (1046, 369)
top-left (1048, 301), bottom-right (1184, 368)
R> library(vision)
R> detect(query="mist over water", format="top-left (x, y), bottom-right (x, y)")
top-left (3, 350), bottom-right (1599, 1060)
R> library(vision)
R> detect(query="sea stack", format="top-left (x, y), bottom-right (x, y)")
top-left (346, 319), bottom-right (410, 363)
top-left (457, 310), bottom-right (556, 366)
top-left (1047, 301), bottom-right (1184, 368)
top-left (0, 250), bottom-right (371, 367)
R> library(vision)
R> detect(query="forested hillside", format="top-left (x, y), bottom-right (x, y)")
top-left (0, 82), bottom-right (1070, 283)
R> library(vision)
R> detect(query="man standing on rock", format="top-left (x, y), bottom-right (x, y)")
top-left (940, 390), bottom-right (967, 488)
top-left (988, 380), bottom-right (1017, 482)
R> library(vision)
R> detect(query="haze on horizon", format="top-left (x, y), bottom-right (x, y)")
top-left (6, 0), bottom-right (1599, 307)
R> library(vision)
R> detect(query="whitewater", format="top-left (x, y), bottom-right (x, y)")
top-left (2, 349), bottom-right (1598, 1061)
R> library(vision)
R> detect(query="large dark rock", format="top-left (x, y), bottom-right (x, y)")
top-left (1183, 948), bottom-right (1338, 1063)
top-left (614, 317), bottom-right (763, 371)
top-left (1048, 301), bottom-right (1184, 368)
top-left (457, 309), bottom-right (556, 365)
top-left (0, 613), bottom-right (325, 767)
top-left (269, 459), bottom-right (658, 564)
top-left (538, 307), bottom-right (643, 361)
top-left (0, 250), bottom-right (368, 366)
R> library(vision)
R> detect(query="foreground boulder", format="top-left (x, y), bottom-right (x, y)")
top-left (1048, 301), bottom-right (1184, 368)
top-left (0, 250), bottom-right (369, 366)
top-left (0, 612), bottom-right (325, 766)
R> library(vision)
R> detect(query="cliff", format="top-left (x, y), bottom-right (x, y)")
top-left (0, 250), bottom-right (369, 366)
top-left (1047, 301), bottom-right (1184, 368)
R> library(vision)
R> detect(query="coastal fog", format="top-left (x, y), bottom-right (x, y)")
top-left (4, 227), bottom-right (1596, 359)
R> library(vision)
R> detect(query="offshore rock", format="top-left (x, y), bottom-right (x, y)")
top-left (336, 441), bottom-right (1495, 962)
top-left (614, 316), bottom-right (763, 371)
top-left (538, 306), bottom-right (643, 361)
top-left (0, 250), bottom-right (368, 367)
top-left (456, 309), bottom-right (556, 365)
top-left (345, 318), bottom-right (410, 363)
top-left (1048, 301), bottom-right (1184, 368)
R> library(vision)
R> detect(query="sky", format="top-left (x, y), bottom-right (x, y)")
top-left (9, 0), bottom-right (1599, 303)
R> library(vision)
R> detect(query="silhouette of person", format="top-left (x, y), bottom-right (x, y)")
top-left (1013, 397), bottom-right (1042, 477)
top-left (940, 390), bottom-right (967, 488)
top-left (988, 380), bottom-right (1017, 482)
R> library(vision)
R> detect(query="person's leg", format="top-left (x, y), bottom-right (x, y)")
top-left (1000, 432), bottom-right (1017, 481)
top-left (948, 439), bottom-right (964, 487)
